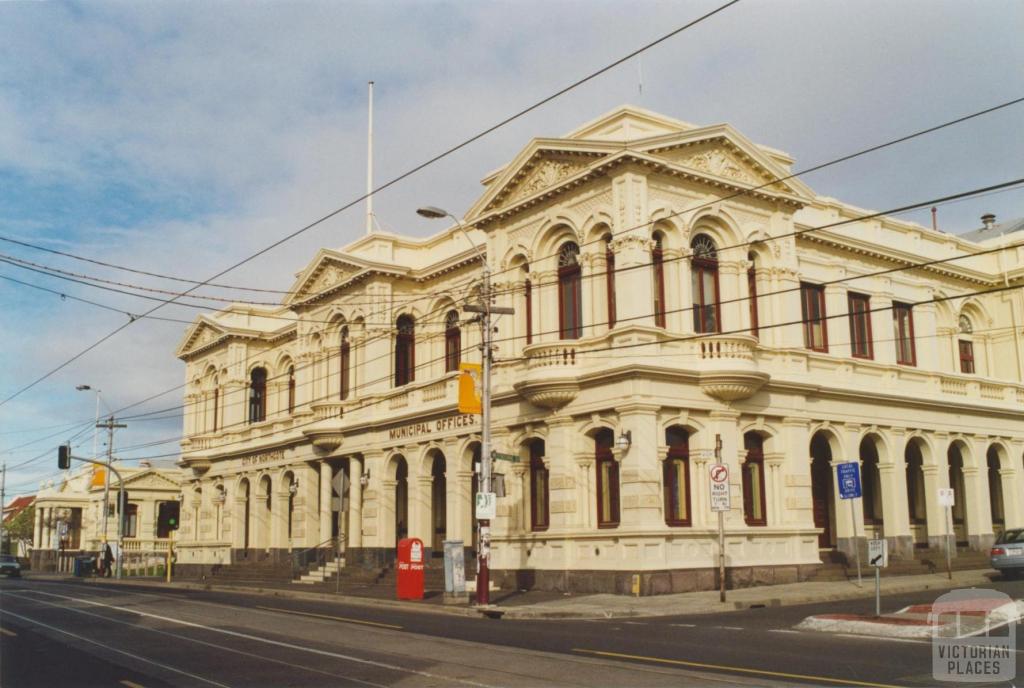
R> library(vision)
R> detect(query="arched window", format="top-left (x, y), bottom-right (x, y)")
top-left (742, 433), bottom-right (767, 526)
top-left (248, 367), bottom-right (267, 423)
top-left (860, 438), bottom-right (883, 524)
top-left (340, 327), bottom-right (351, 400)
top-left (395, 315), bottom-right (415, 386)
top-left (558, 241), bottom-right (582, 339)
top-left (523, 266), bottom-right (533, 345)
top-left (595, 429), bottom-right (619, 528)
top-left (287, 366), bottom-right (295, 414)
top-left (529, 440), bottom-right (549, 531)
top-left (663, 427), bottom-right (690, 526)
top-left (653, 234), bottom-right (666, 328)
top-left (747, 252), bottom-right (759, 338)
top-left (988, 447), bottom-right (1005, 527)
top-left (444, 311), bottom-right (461, 372)
top-left (958, 315), bottom-right (975, 374)
top-left (212, 379), bottom-right (219, 432)
top-left (691, 234), bottom-right (720, 333)
top-left (604, 235), bottom-right (617, 329)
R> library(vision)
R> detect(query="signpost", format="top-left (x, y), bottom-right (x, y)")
top-left (938, 488), bottom-right (955, 580)
top-left (475, 492), bottom-right (497, 520)
top-left (868, 538), bottom-right (888, 616)
top-left (709, 435), bottom-right (728, 602)
top-left (837, 461), bottom-right (863, 587)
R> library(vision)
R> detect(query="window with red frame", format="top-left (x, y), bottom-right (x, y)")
top-left (663, 426), bottom-right (691, 526)
top-left (893, 302), bottom-right (916, 365)
top-left (691, 234), bottom-right (720, 333)
top-left (605, 235), bottom-right (617, 329)
top-left (847, 292), bottom-right (873, 359)
top-left (340, 327), bottom-right (351, 400)
top-left (444, 311), bottom-right (461, 372)
top-left (529, 440), bottom-right (549, 531)
top-left (558, 242), bottom-right (582, 339)
top-left (395, 315), bottom-right (415, 386)
top-left (800, 283), bottom-right (828, 352)
top-left (742, 432), bottom-right (767, 526)
top-left (653, 234), bottom-right (666, 328)
top-left (595, 429), bottom-right (619, 528)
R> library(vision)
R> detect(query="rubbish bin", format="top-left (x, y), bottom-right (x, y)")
top-left (74, 556), bottom-right (94, 577)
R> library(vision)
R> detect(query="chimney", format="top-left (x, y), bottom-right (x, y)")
top-left (981, 213), bottom-right (996, 230)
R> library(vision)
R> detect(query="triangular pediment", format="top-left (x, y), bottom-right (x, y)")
top-left (285, 249), bottom-right (388, 306)
top-left (116, 469), bottom-right (183, 492)
top-left (640, 125), bottom-right (814, 199)
top-left (176, 317), bottom-right (228, 358)
top-left (467, 143), bottom-right (614, 218)
top-left (564, 105), bottom-right (697, 142)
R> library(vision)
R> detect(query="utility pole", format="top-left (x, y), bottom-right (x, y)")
top-left (0, 463), bottom-right (6, 555)
top-left (415, 204), bottom-right (512, 606)
top-left (96, 416), bottom-right (126, 578)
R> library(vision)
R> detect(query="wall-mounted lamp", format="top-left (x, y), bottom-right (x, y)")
top-left (616, 430), bottom-right (632, 453)
top-left (289, 480), bottom-right (299, 495)
top-left (360, 471), bottom-right (370, 487)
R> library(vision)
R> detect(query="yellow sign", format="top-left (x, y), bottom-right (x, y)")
top-left (91, 468), bottom-right (106, 488)
top-left (458, 363), bottom-right (482, 414)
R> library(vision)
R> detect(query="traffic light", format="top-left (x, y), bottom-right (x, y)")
top-left (116, 490), bottom-right (130, 515)
top-left (158, 501), bottom-right (180, 532)
top-left (58, 443), bottom-right (71, 469)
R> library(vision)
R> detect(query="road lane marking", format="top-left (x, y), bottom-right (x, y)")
top-left (15, 590), bottom-right (494, 688)
top-left (766, 629), bottom-right (799, 634)
top-left (254, 606), bottom-right (402, 630)
top-left (120, 681), bottom-right (145, 688)
top-left (0, 627), bottom-right (16, 636)
top-left (669, 623), bottom-right (696, 627)
top-left (622, 621), bottom-right (646, 626)
top-left (0, 609), bottom-right (231, 687)
top-left (572, 649), bottom-right (907, 688)
top-left (5, 592), bottom-right (390, 688)
top-left (716, 626), bottom-right (744, 631)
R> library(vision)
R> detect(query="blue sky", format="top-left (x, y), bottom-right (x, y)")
top-left (2, 0), bottom-right (1023, 496)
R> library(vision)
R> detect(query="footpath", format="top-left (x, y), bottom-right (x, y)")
top-left (24, 568), bottom-right (997, 621)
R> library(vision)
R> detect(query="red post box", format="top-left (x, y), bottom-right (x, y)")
top-left (396, 537), bottom-right (425, 600)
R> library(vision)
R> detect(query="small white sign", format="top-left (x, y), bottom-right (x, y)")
top-left (709, 464), bottom-right (731, 512)
top-left (475, 492), bottom-right (497, 520)
top-left (938, 488), bottom-right (955, 507)
top-left (57, 521), bottom-right (68, 538)
top-left (411, 540), bottom-right (422, 563)
top-left (868, 538), bottom-right (888, 567)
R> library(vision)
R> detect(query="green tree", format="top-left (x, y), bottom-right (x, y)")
top-left (5, 505), bottom-right (34, 555)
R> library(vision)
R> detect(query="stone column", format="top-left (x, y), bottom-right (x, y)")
top-left (510, 462), bottom-right (529, 533)
top-left (272, 490), bottom-right (290, 553)
top-left (825, 286), bottom-right (849, 358)
top-left (34, 505), bottom-right (43, 549)
top-left (617, 403), bottom-right (661, 529)
top-left (914, 301), bottom-right (939, 371)
top-left (871, 293), bottom-right (896, 366)
top-left (780, 417), bottom-right (812, 532)
top-left (545, 417), bottom-right (576, 531)
top-left (319, 461), bottom-right (333, 543)
top-left (963, 462), bottom-right (993, 551)
top-left (414, 475), bottom-right (434, 547)
top-left (922, 463), bottom-right (949, 552)
top-left (719, 261), bottom-right (744, 335)
top-left (574, 453), bottom-right (594, 531)
top-left (764, 452), bottom-right (785, 527)
top-left (878, 454), bottom-right (913, 559)
top-left (233, 492), bottom-right (248, 551)
top-left (348, 456), bottom-right (363, 549)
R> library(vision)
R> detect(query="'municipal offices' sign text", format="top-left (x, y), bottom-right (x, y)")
top-left (388, 414), bottom-right (477, 441)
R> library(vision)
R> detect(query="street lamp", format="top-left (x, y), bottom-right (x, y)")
top-left (77, 384), bottom-right (110, 544)
top-left (416, 206), bottom-right (513, 606)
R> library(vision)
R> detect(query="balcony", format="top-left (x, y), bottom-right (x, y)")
top-left (515, 343), bottom-right (582, 409)
top-left (685, 334), bottom-right (769, 401)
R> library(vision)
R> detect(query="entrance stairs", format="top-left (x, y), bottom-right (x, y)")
top-left (808, 545), bottom-right (991, 582)
top-left (293, 557), bottom-right (345, 584)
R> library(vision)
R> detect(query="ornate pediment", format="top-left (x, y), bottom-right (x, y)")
top-left (287, 251), bottom-right (374, 306)
top-left (177, 318), bottom-right (228, 358)
top-left (120, 469), bottom-right (183, 492)
top-left (500, 156), bottom-right (592, 207)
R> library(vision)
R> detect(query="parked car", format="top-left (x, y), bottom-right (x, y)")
top-left (991, 529), bottom-right (1024, 577)
top-left (0, 554), bottom-right (21, 577)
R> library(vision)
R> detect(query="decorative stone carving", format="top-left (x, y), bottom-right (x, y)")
top-left (676, 149), bottom-right (757, 185)
top-left (515, 378), bottom-right (580, 409)
top-left (504, 159), bottom-right (588, 206)
top-left (304, 429), bottom-right (344, 453)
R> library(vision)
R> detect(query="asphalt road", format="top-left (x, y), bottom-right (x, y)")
top-left (3, 577), bottom-right (1023, 687)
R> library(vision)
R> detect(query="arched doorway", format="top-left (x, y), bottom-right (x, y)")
top-left (948, 442), bottom-right (969, 545)
top-left (394, 457), bottom-right (408, 545)
top-left (859, 436), bottom-right (883, 535)
top-left (238, 478), bottom-right (250, 551)
top-left (430, 451), bottom-right (447, 555)
top-left (905, 440), bottom-right (928, 546)
top-left (810, 432), bottom-right (835, 549)
top-left (256, 475), bottom-right (272, 550)
top-left (988, 446), bottom-right (1006, 536)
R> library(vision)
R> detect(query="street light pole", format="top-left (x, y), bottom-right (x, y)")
top-left (77, 386), bottom-right (110, 544)
top-left (417, 206), bottom-right (513, 606)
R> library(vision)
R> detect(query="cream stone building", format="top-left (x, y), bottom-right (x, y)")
top-left (174, 106), bottom-right (1024, 593)
top-left (31, 460), bottom-right (184, 572)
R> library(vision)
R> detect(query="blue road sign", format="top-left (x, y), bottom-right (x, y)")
top-left (837, 461), bottom-right (862, 500)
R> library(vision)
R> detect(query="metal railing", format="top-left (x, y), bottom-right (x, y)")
top-left (290, 536), bottom-right (344, 581)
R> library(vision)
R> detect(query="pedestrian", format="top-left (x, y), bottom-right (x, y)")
top-left (103, 543), bottom-right (114, 578)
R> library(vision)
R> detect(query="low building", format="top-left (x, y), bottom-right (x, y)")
top-left (174, 106), bottom-right (1024, 593)
top-left (2, 495), bottom-right (35, 557)
top-left (31, 460), bottom-right (184, 572)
